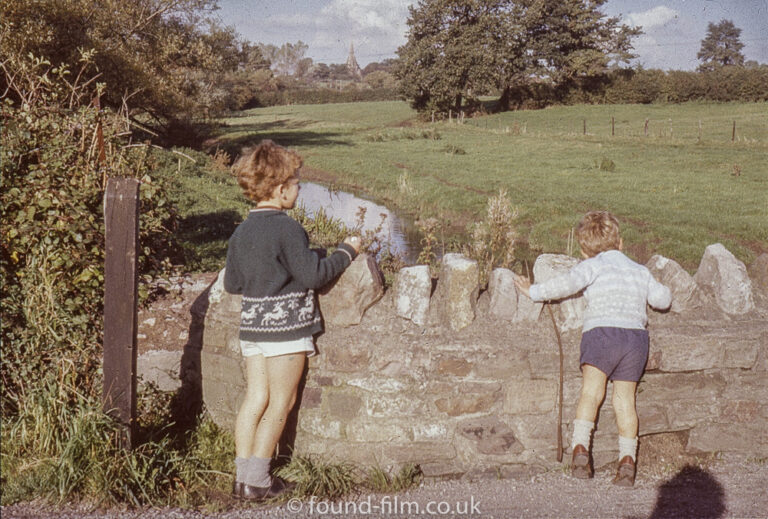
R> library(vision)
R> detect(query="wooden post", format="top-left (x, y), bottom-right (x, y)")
top-left (583, 119), bottom-right (586, 135)
top-left (644, 118), bottom-right (649, 137)
top-left (732, 121), bottom-right (736, 142)
top-left (103, 177), bottom-right (140, 449)
top-left (698, 119), bottom-right (702, 142)
top-left (611, 116), bottom-right (615, 137)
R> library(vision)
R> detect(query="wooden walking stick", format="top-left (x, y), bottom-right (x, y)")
top-left (546, 304), bottom-right (565, 462)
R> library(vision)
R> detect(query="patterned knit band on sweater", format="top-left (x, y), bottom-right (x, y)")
top-left (241, 291), bottom-right (321, 334)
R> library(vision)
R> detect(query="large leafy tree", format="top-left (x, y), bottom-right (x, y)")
top-left (395, 0), bottom-right (507, 114)
top-left (697, 19), bottom-right (745, 71)
top-left (1, 0), bottom-right (259, 131)
top-left (395, 0), bottom-right (640, 114)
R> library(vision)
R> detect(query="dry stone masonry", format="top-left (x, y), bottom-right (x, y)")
top-left (177, 243), bottom-right (768, 477)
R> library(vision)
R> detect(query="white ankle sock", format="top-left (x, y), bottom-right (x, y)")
top-left (234, 456), bottom-right (248, 483)
top-left (572, 419), bottom-right (594, 450)
top-left (618, 436), bottom-right (638, 461)
top-left (246, 456), bottom-right (272, 488)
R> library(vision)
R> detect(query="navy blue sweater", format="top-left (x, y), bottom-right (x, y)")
top-left (224, 209), bottom-right (357, 341)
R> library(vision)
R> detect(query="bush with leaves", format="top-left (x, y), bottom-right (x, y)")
top-left (1, 50), bottom-right (180, 415)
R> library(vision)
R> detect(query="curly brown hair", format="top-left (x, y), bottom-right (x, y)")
top-left (232, 140), bottom-right (302, 202)
top-left (576, 211), bottom-right (621, 258)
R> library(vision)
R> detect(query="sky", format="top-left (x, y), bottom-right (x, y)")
top-left (214, 0), bottom-right (768, 71)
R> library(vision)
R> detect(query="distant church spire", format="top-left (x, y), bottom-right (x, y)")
top-left (346, 42), bottom-right (363, 80)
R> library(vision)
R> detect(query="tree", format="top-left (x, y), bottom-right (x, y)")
top-left (395, 0), bottom-right (507, 114)
top-left (259, 41), bottom-right (312, 77)
top-left (362, 58), bottom-right (400, 76)
top-left (395, 0), bottom-right (640, 115)
top-left (1, 0), bottom-right (252, 132)
top-left (364, 70), bottom-right (398, 89)
top-left (697, 19), bottom-right (745, 71)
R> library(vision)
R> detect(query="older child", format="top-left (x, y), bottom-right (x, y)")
top-left (515, 211), bottom-right (671, 487)
top-left (224, 140), bottom-right (361, 500)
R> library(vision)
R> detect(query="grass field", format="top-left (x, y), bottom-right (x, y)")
top-left (211, 101), bottom-right (768, 270)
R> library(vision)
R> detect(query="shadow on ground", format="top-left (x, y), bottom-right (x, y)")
top-left (642, 465), bottom-right (726, 519)
top-left (212, 128), bottom-right (352, 157)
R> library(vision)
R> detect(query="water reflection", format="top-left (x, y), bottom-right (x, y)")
top-left (298, 182), bottom-right (420, 263)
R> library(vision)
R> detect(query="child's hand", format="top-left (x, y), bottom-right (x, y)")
top-left (514, 274), bottom-right (532, 298)
top-left (344, 236), bottom-right (362, 253)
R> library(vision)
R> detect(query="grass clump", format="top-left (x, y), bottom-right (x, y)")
top-left (275, 456), bottom-right (422, 501)
top-left (464, 189), bottom-right (518, 285)
top-left (276, 455), bottom-right (357, 500)
top-left (1, 375), bottom-right (233, 507)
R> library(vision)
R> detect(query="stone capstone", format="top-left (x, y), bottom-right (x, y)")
top-left (694, 243), bottom-right (755, 315)
top-left (319, 253), bottom-right (384, 327)
top-left (488, 268), bottom-right (517, 320)
top-left (432, 253), bottom-right (479, 331)
top-left (646, 254), bottom-right (704, 313)
top-left (532, 254), bottom-right (584, 331)
top-left (393, 265), bottom-right (432, 325)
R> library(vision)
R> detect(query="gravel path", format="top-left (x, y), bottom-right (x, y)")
top-left (3, 453), bottom-right (766, 518)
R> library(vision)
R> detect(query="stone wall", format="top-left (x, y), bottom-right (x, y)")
top-left (200, 248), bottom-right (768, 477)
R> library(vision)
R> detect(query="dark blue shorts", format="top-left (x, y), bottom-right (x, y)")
top-left (580, 327), bottom-right (649, 382)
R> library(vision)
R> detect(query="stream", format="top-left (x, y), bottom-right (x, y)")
top-left (298, 182), bottom-right (422, 263)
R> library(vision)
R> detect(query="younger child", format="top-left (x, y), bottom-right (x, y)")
top-left (224, 140), bottom-right (361, 500)
top-left (515, 211), bottom-right (671, 486)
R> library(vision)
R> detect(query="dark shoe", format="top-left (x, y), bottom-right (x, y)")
top-left (571, 444), bottom-right (593, 479)
top-left (241, 477), bottom-right (296, 502)
top-left (233, 480), bottom-right (244, 498)
top-left (613, 455), bottom-right (636, 487)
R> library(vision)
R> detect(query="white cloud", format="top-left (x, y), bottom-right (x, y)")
top-left (625, 6), bottom-right (679, 30)
top-left (252, 0), bottom-right (414, 64)
top-left (312, 0), bottom-right (415, 61)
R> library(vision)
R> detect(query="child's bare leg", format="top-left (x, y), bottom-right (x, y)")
top-left (612, 380), bottom-right (638, 438)
top-left (612, 380), bottom-right (639, 463)
top-left (251, 353), bottom-right (306, 459)
top-left (576, 364), bottom-right (607, 422)
top-left (571, 365), bottom-right (607, 478)
top-left (234, 354), bottom-right (269, 458)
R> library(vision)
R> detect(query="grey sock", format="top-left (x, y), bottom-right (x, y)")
top-left (234, 457), bottom-right (249, 483)
top-left (246, 456), bottom-right (272, 488)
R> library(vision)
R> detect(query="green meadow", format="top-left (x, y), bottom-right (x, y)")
top-left (213, 101), bottom-right (768, 270)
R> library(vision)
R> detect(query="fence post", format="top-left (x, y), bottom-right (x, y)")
top-left (583, 119), bottom-right (586, 135)
top-left (103, 177), bottom-right (140, 449)
top-left (732, 121), bottom-right (736, 142)
top-left (644, 118), bottom-right (649, 137)
top-left (611, 116), bottom-right (615, 137)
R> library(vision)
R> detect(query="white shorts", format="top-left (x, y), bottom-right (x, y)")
top-left (239, 336), bottom-right (316, 358)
